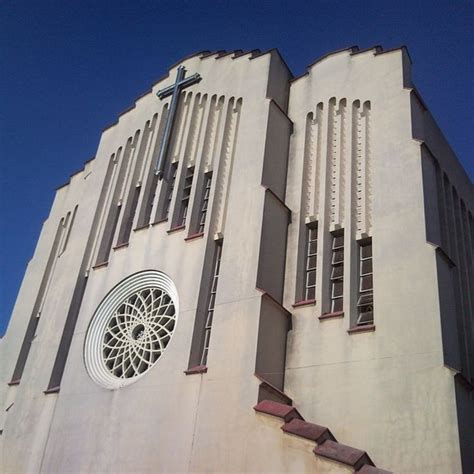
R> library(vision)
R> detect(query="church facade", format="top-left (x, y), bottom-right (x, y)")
top-left (1, 46), bottom-right (472, 473)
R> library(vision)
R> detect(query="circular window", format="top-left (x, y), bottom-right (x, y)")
top-left (84, 270), bottom-right (178, 389)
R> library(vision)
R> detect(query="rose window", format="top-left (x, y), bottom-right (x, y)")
top-left (84, 270), bottom-right (178, 389)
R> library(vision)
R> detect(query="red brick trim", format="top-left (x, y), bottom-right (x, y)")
top-left (358, 465), bottom-right (393, 474)
top-left (184, 365), bottom-right (208, 375)
top-left (282, 418), bottom-right (336, 444)
top-left (167, 225), bottom-right (186, 234)
top-left (151, 218), bottom-right (168, 226)
top-left (292, 299), bottom-right (316, 308)
top-left (347, 324), bottom-right (376, 334)
top-left (319, 311), bottom-right (344, 320)
top-left (254, 400), bottom-right (303, 423)
top-left (314, 440), bottom-right (374, 470)
top-left (7, 379), bottom-right (20, 386)
top-left (133, 224), bottom-right (150, 232)
top-left (113, 242), bottom-right (129, 251)
top-left (185, 232), bottom-right (204, 242)
top-left (43, 386), bottom-right (60, 395)
top-left (92, 261), bottom-right (108, 270)
top-left (255, 374), bottom-right (293, 405)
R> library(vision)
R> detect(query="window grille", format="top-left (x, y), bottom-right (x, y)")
top-left (84, 270), bottom-right (179, 389)
top-left (179, 166), bottom-right (194, 226)
top-left (305, 224), bottom-right (318, 300)
top-left (200, 241), bottom-right (222, 366)
top-left (356, 239), bottom-right (374, 325)
top-left (198, 172), bottom-right (213, 233)
top-left (330, 231), bottom-right (344, 312)
top-left (163, 163), bottom-right (178, 220)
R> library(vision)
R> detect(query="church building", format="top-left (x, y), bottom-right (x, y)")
top-left (1, 46), bottom-right (473, 473)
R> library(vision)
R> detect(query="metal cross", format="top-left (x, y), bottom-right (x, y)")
top-left (154, 65), bottom-right (201, 178)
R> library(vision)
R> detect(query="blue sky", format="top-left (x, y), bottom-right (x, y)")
top-left (0, 0), bottom-right (473, 335)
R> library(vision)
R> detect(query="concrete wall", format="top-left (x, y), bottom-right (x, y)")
top-left (1, 47), bottom-right (471, 473)
top-left (284, 47), bottom-right (465, 472)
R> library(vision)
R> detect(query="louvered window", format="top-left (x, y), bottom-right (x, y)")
top-left (330, 232), bottom-right (344, 312)
top-left (305, 224), bottom-right (318, 300)
top-left (198, 172), bottom-right (212, 233)
top-left (356, 239), bottom-right (374, 325)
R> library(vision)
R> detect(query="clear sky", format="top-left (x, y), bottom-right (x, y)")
top-left (0, 0), bottom-right (473, 336)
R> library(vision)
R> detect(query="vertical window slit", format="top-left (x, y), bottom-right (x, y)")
top-left (179, 166), bottom-right (195, 226)
top-left (330, 230), bottom-right (344, 312)
top-left (198, 172), bottom-right (213, 233)
top-left (161, 162), bottom-right (178, 221)
top-left (200, 241), bottom-right (222, 366)
top-left (304, 223), bottom-right (318, 301)
top-left (356, 238), bottom-right (374, 325)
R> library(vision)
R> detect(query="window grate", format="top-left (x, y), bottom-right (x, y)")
top-left (163, 163), bottom-right (178, 220)
top-left (180, 167), bottom-right (195, 226)
top-left (198, 172), bottom-right (213, 233)
top-left (330, 231), bottom-right (344, 312)
top-left (304, 224), bottom-right (318, 300)
top-left (356, 240), bottom-right (374, 325)
top-left (200, 242), bottom-right (222, 366)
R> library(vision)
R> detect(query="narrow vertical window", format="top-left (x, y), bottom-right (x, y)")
top-left (198, 172), bottom-right (213, 234)
top-left (305, 223), bottom-right (318, 301)
top-left (163, 163), bottom-right (178, 221)
top-left (200, 241), bottom-right (222, 366)
top-left (357, 239), bottom-right (374, 325)
top-left (330, 231), bottom-right (344, 312)
top-left (179, 166), bottom-right (194, 226)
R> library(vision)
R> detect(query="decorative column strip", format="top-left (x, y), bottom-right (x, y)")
top-left (352, 100), bottom-right (371, 238)
top-left (187, 94), bottom-right (207, 167)
top-left (328, 97), bottom-right (338, 226)
top-left (362, 101), bottom-right (372, 233)
top-left (201, 95), bottom-right (221, 170)
top-left (135, 106), bottom-right (168, 228)
top-left (213, 98), bottom-right (242, 237)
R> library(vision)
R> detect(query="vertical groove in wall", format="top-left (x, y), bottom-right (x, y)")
top-left (327, 97), bottom-right (338, 225)
top-left (202, 95), bottom-right (220, 170)
top-left (212, 97), bottom-right (242, 236)
top-left (338, 99), bottom-right (347, 225)
top-left (86, 155), bottom-right (118, 269)
top-left (301, 112), bottom-right (314, 219)
top-left (443, 174), bottom-right (454, 256)
top-left (10, 216), bottom-right (66, 382)
top-left (170, 92), bottom-right (193, 164)
top-left (453, 190), bottom-right (472, 380)
top-left (187, 94), bottom-right (207, 167)
top-left (179, 93), bottom-right (201, 167)
top-left (138, 114), bottom-right (158, 185)
top-left (363, 101), bottom-right (372, 232)
top-left (446, 182), bottom-right (468, 377)
top-left (47, 144), bottom-right (128, 390)
top-left (136, 106), bottom-right (168, 228)
top-left (209, 97), bottom-right (227, 169)
top-left (58, 205), bottom-right (78, 256)
top-left (461, 203), bottom-right (474, 321)
top-left (118, 130), bottom-right (140, 203)
top-left (117, 121), bottom-right (154, 245)
top-left (435, 162), bottom-right (449, 248)
top-left (313, 103), bottom-right (324, 216)
top-left (205, 96), bottom-right (228, 234)
top-left (95, 132), bottom-right (141, 263)
top-left (352, 100), bottom-right (371, 236)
